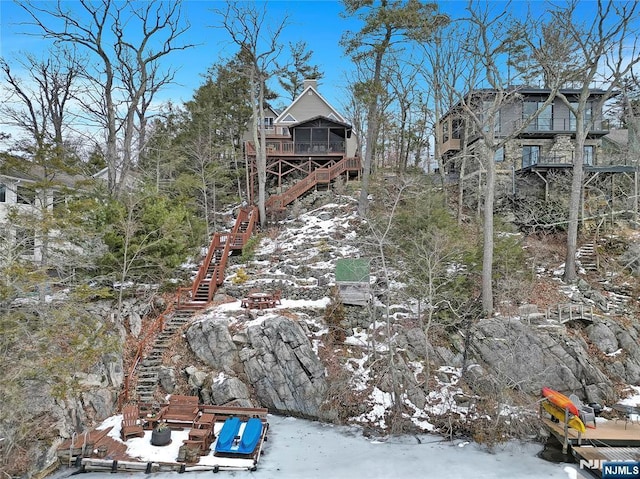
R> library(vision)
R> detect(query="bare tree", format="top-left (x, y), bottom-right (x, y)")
top-left (435, 4), bottom-right (561, 315)
top-left (386, 56), bottom-right (426, 172)
top-left (0, 50), bottom-right (82, 159)
top-left (20, 0), bottom-right (193, 196)
top-left (364, 178), bottom-right (411, 432)
top-left (419, 23), bottom-right (469, 211)
top-left (341, 0), bottom-right (447, 217)
top-left (215, 1), bottom-right (288, 227)
top-left (536, 1), bottom-right (640, 282)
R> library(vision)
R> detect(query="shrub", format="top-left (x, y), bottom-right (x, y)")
top-left (240, 235), bottom-right (260, 263)
top-left (232, 268), bottom-right (249, 284)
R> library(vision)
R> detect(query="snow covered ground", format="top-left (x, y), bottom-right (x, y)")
top-left (65, 415), bottom-right (588, 479)
top-left (63, 198), bottom-right (629, 479)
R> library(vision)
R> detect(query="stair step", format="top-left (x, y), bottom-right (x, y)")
top-left (138, 378), bottom-right (158, 384)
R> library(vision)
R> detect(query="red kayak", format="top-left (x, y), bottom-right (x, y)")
top-left (542, 387), bottom-right (579, 416)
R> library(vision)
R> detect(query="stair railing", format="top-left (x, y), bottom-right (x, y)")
top-left (208, 207), bottom-right (258, 303)
top-left (266, 156), bottom-right (360, 211)
top-left (118, 294), bottom-right (175, 409)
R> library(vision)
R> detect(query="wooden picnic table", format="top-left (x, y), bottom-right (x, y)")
top-left (241, 292), bottom-right (277, 310)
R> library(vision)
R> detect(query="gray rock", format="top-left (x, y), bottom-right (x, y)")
top-left (104, 353), bottom-right (124, 388)
top-left (158, 367), bottom-right (176, 393)
top-left (210, 375), bottom-right (251, 405)
top-left (188, 369), bottom-right (209, 389)
top-left (128, 311), bottom-right (142, 337)
top-left (587, 322), bottom-right (619, 354)
top-left (186, 319), bottom-right (240, 374)
top-left (240, 316), bottom-right (328, 418)
top-left (82, 389), bottom-right (115, 420)
top-left (469, 318), bottom-right (612, 401)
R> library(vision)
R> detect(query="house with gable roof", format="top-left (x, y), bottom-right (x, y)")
top-left (0, 160), bottom-right (92, 263)
top-left (244, 79), bottom-right (360, 206)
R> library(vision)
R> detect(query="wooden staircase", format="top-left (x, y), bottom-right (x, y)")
top-left (135, 307), bottom-right (196, 403)
top-left (119, 208), bottom-right (258, 407)
top-left (577, 238), bottom-right (598, 272)
top-left (120, 158), bottom-right (359, 406)
top-left (177, 206), bottom-right (258, 310)
top-left (266, 156), bottom-right (360, 211)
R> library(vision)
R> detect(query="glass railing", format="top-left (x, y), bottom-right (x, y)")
top-left (521, 118), bottom-right (605, 132)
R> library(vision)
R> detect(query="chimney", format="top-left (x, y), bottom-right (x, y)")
top-left (303, 79), bottom-right (318, 91)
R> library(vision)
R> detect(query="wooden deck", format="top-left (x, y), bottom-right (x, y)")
top-left (542, 417), bottom-right (640, 447)
top-left (57, 427), bottom-right (133, 467)
top-left (56, 405), bottom-right (269, 473)
top-left (542, 415), bottom-right (640, 478)
top-left (572, 446), bottom-right (640, 477)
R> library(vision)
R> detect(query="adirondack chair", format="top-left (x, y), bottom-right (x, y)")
top-left (569, 394), bottom-right (597, 428)
top-left (121, 404), bottom-right (144, 440)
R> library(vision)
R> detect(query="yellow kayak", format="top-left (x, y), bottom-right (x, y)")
top-left (542, 400), bottom-right (586, 433)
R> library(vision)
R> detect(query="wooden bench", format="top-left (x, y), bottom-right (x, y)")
top-left (121, 404), bottom-right (144, 441)
top-left (157, 395), bottom-right (199, 428)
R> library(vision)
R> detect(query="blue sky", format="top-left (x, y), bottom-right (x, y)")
top-left (0, 0), bottom-right (610, 125)
top-left (0, 0), bottom-right (366, 112)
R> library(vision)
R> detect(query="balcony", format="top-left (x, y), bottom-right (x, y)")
top-left (246, 140), bottom-right (345, 156)
top-left (517, 118), bottom-right (609, 137)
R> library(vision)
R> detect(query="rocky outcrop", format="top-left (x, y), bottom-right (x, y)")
top-left (241, 316), bottom-right (328, 418)
top-left (186, 319), bottom-right (241, 374)
top-left (184, 315), bottom-right (328, 418)
top-left (465, 317), bottom-right (636, 405)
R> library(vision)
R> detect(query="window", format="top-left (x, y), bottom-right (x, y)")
top-left (585, 102), bottom-right (594, 127)
top-left (17, 185), bottom-right (35, 205)
top-left (262, 117), bottom-right (274, 129)
top-left (452, 119), bottom-right (463, 139)
top-left (583, 145), bottom-right (594, 166)
top-left (569, 102), bottom-right (594, 130)
top-left (482, 101), bottom-right (501, 133)
top-left (524, 101), bottom-right (552, 131)
top-left (0, 183), bottom-right (5, 202)
top-left (442, 121), bottom-right (450, 142)
top-left (295, 128), bottom-right (311, 153)
top-left (522, 145), bottom-right (541, 167)
top-left (494, 147), bottom-right (504, 163)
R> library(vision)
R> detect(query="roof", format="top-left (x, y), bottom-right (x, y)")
top-left (290, 115), bottom-right (353, 130)
top-left (440, 85), bottom-right (614, 120)
top-left (335, 258), bottom-right (370, 283)
top-left (275, 83), bottom-right (346, 124)
top-left (463, 86), bottom-right (610, 97)
top-left (1, 160), bottom-right (89, 188)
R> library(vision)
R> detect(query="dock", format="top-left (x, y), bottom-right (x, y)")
top-left (56, 403), bottom-right (269, 474)
top-left (542, 415), bottom-right (640, 478)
